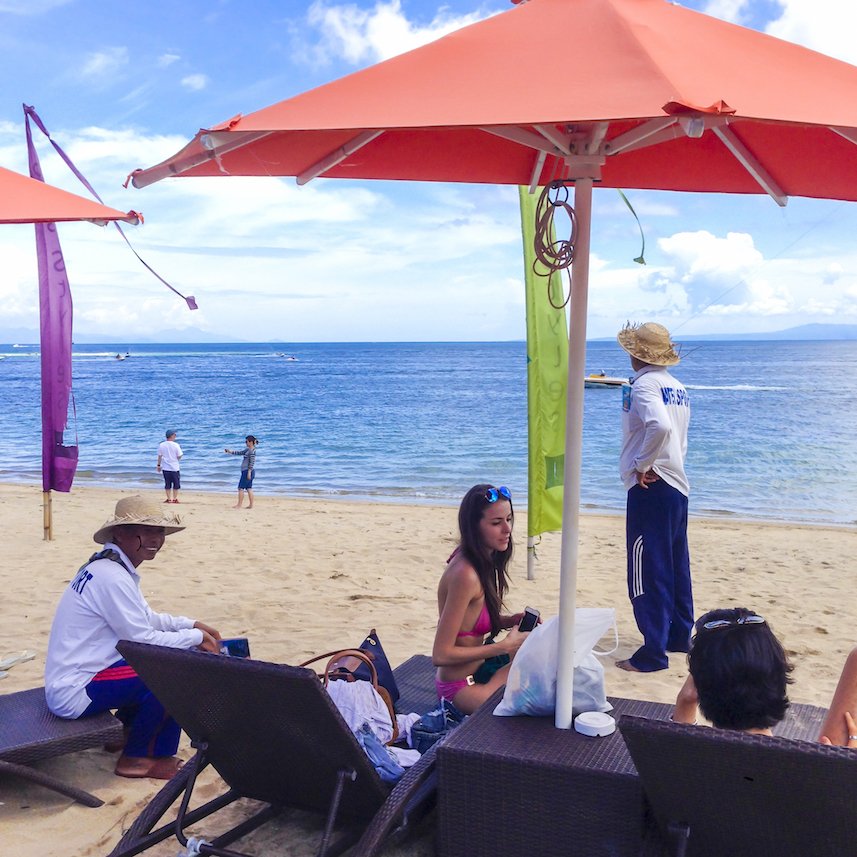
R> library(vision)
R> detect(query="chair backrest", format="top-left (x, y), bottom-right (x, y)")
top-left (619, 714), bottom-right (857, 857)
top-left (117, 641), bottom-right (388, 821)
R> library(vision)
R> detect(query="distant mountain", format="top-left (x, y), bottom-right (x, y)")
top-left (4, 322), bottom-right (856, 346)
top-left (592, 323), bottom-right (857, 342)
top-left (675, 323), bottom-right (857, 341)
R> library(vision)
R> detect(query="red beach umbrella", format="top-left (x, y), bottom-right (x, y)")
top-left (0, 164), bottom-right (140, 224)
top-left (129, 0), bottom-right (857, 728)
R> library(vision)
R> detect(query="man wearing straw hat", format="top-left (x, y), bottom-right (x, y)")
top-left (45, 495), bottom-right (221, 779)
top-left (615, 322), bottom-right (692, 673)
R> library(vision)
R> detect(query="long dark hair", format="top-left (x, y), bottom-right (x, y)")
top-left (457, 483), bottom-right (514, 636)
top-left (689, 607), bottom-right (794, 731)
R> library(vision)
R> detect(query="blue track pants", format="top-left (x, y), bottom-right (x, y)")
top-left (82, 659), bottom-right (181, 758)
top-left (625, 479), bottom-right (693, 671)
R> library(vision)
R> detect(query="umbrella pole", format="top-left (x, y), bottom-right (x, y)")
top-left (554, 177), bottom-right (592, 729)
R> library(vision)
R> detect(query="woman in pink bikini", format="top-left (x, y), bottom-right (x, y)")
top-left (432, 484), bottom-right (532, 714)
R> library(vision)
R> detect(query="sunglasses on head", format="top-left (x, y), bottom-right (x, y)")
top-left (702, 614), bottom-right (766, 631)
top-left (484, 486), bottom-right (512, 503)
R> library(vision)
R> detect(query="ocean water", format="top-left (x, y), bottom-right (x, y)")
top-left (0, 340), bottom-right (855, 525)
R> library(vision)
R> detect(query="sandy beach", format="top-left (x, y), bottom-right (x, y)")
top-left (2, 482), bottom-right (855, 857)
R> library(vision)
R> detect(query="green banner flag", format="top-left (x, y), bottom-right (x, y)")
top-left (520, 186), bottom-right (568, 538)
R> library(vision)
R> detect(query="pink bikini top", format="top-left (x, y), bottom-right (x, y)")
top-left (457, 601), bottom-right (492, 638)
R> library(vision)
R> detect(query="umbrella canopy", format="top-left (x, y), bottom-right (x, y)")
top-left (132, 0), bottom-right (857, 200)
top-left (129, 0), bottom-right (857, 729)
top-left (0, 164), bottom-right (140, 224)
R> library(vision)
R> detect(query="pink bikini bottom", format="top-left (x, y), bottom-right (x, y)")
top-left (435, 675), bottom-right (473, 701)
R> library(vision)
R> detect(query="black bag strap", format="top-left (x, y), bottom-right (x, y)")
top-left (77, 548), bottom-right (128, 578)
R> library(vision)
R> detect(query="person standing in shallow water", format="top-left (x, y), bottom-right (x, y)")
top-left (156, 429), bottom-right (183, 504)
top-left (615, 322), bottom-right (692, 673)
top-left (224, 435), bottom-right (258, 509)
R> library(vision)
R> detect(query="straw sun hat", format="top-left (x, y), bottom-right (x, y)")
top-left (616, 322), bottom-right (681, 367)
top-left (93, 495), bottom-right (185, 545)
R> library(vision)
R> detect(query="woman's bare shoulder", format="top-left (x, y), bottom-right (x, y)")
top-left (441, 555), bottom-right (481, 593)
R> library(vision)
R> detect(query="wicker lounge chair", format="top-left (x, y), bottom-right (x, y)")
top-left (107, 642), bottom-right (439, 857)
top-left (0, 686), bottom-right (122, 807)
top-left (619, 714), bottom-right (857, 857)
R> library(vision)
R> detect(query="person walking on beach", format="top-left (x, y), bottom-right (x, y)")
top-left (224, 435), bottom-right (258, 509)
top-left (157, 429), bottom-right (183, 503)
top-left (44, 495), bottom-right (222, 780)
top-left (615, 322), bottom-right (692, 673)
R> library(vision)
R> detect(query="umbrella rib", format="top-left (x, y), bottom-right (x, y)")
top-left (528, 150), bottom-right (548, 193)
top-left (481, 125), bottom-right (559, 155)
top-left (831, 126), bottom-right (857, 147)
top-left (296, 130), bottom-right (384, 185)
top-left (602, 117), bottom-right (677, 155)
top-left (713, 126), bottom-right (787, 206)
top-left (534, 125), bottom-right (572, 155)
top-left (130, 131), bottom-right (273, 188)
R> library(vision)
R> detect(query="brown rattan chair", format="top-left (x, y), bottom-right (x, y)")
top-left (0, 686), bottom-right (122, 807)
top-left (619, 714), bottom-right (857, 857)
top-left (107, 642), bottom-right (439, 857)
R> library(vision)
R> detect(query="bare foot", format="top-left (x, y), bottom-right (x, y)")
top-left (232, 505), bottom-right (243, 509)
top-left (615, 659), bottom-right (644, 672)
top-left (115, 754), bottom-right (184, 780)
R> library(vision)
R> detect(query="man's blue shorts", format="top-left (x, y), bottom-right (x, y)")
top-left (238, 470), bottom-right (254, 489)
top-left (163, 470), bottom-right (180, 490)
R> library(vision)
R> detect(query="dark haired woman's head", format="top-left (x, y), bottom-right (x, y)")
top-left (457, 484), bottom-right (514, 634)
top-left (246, 435), bottom-right (258, 445)
top-left (688, 607), bottom-right (793, 731)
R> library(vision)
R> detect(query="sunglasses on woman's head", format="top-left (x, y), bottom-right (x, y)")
top-left (702, 614), bottom-right (766, 631)
top-left (484, 486), bottom-right (512, 503)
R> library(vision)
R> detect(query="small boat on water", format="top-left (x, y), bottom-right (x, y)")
top-left (584, 372), bottom-right (627, 389)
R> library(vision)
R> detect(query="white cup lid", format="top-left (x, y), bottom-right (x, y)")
top-left (573, 711), bottom-right (616, 737)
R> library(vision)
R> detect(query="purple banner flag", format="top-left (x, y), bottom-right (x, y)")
top-left (26, 116), bottom-right (78, 492)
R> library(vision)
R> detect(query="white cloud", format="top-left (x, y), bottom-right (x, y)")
top-left (180, 73), bottom-right (209, 92)
top-left (659, 230), bottom-right (763, 279)
top-left (765, 0), bottom-right (857, 65)
top-left (702, 0), bottom-right (857, 65)
top-left (157, 53), bottom-right (180, 68)
top-left (304, 0), bottom-right (496, 65)
top-left (79, 46), bottom-right (129, 80)
top-left (700, 0), bottom-right (749, 25)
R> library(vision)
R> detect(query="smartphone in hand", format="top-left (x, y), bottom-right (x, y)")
top-left (518, 607), bottom-right (540, 632)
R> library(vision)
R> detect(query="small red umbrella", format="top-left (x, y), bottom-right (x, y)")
top-left (130, 0), bottom-right (857, 728)
top-left (0, 164), bottom-right (140, 225)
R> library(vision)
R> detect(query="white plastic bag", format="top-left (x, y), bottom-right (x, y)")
top-left (493, 608), bottom-right (617, 717)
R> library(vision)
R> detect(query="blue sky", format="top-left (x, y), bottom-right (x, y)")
top-left (1, 0), bottom-right (856, 342)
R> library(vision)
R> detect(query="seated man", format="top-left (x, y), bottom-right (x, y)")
top-left (673, 606), bottom-right (857, 747)
top-left (45, 495), bottom-right (221, 779)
